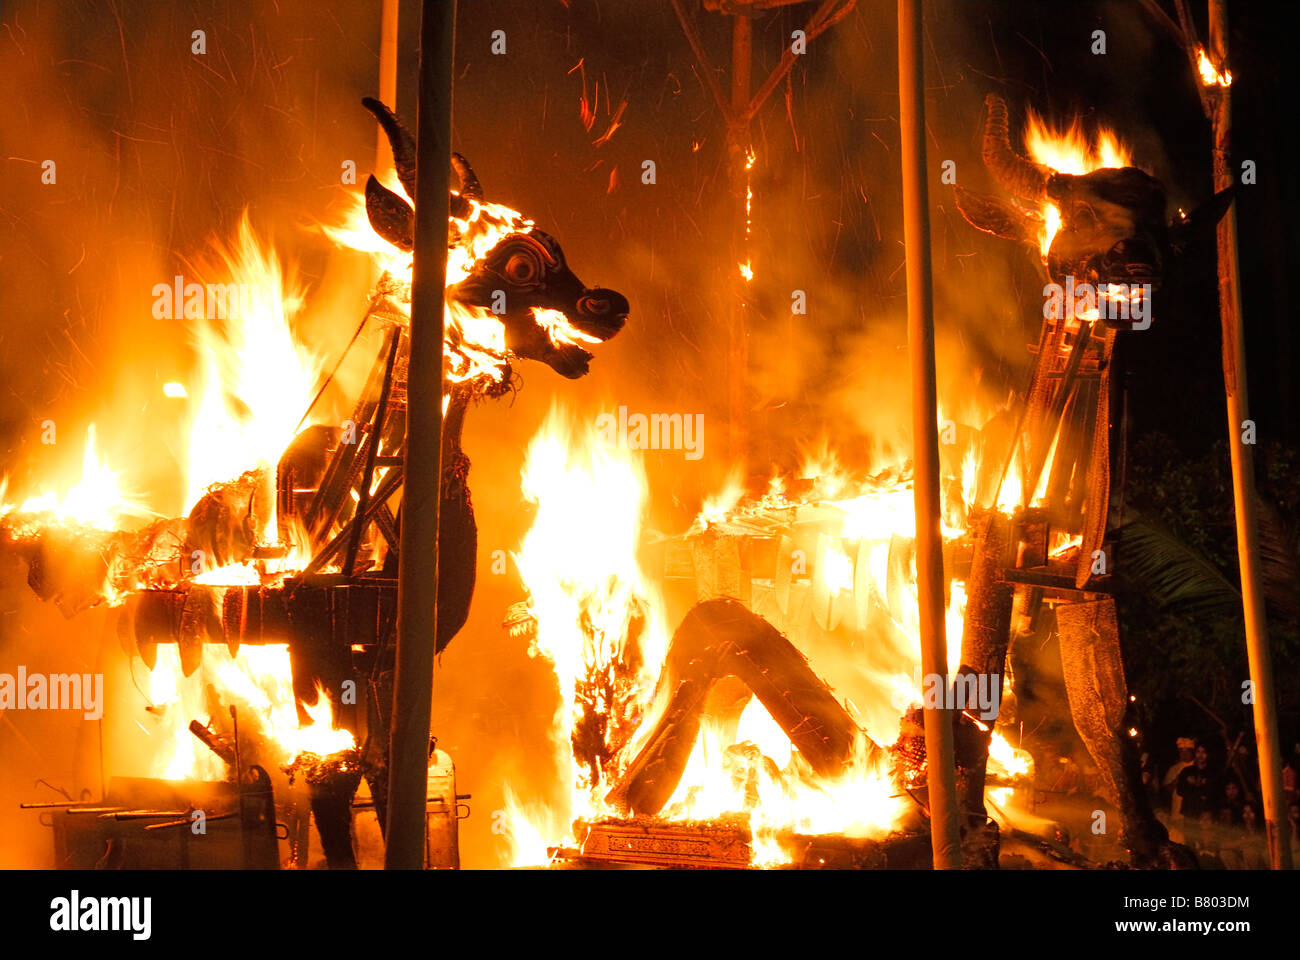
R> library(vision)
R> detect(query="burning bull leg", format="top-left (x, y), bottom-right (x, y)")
top-left (606, 598), bottom-right (875, 816)
top-left (1056, 598), bottom-right (1196, 868)
top-left (285, 749), bottom-right (364, 870)
top-left (956, 514), bottom-right (1015, 833)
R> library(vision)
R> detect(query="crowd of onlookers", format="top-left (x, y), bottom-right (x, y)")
top-left (1141, 736), bottom-right (1300, 868)
top-left (1032, 734), bottom-right (1300, 867)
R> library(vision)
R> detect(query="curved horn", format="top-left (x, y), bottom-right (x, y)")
top-left (362, 97), bottom-right (417, 200)
top-left (982, 94), bottom-right (1052, 203)
top-left (450, 153), bottom-right (483, 201)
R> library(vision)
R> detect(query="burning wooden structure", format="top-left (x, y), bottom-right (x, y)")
top-left (3, 90), bottom-right (628, 869)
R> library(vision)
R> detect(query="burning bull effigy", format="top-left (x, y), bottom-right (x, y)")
top-left (1, 96), bottom-right (627, 868)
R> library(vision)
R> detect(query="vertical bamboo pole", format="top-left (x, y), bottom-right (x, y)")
top-left (1208, 0), bottom-right (1291, 870)
top-left (728, 13), bottom-right (753, 469)
top-left (376, 0), bottom-right (400, 176)
top-left (896, 0), bottom-right (961, 869)
top-left (385, 0), bottom-right (455, 870)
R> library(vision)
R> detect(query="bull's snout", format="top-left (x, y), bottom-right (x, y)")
top-left (574, 288), bottom-right (629, 340)
top-left (1104, 238), bottom-right (1162, 289)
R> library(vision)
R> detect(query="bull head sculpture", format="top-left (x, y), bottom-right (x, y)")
top-left (955, 94), bottom-right (1232, 326)
top-left (361, 97), bottom-right (628, 378)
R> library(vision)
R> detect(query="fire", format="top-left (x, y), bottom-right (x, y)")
top-left (514, 403), bottom-right (668, 823)
top-left (662, 702), bottom-right (907, 859)
top-left (510, 403), bottom-right (1034, 865)
top-left (1, 424), bottom-right (140, 531)
top-left (138, 644), bottom-right (354, 782)
top-left (1024, 110), bottom-right (1132, 257)
top-left (988, 730), bottom-right (1033, 780)
top-left (183, 215), bottom-right (319, 545)
top-left (500, 786), bottom-right (560, 868)
top-left (738, 259), bottom-right (753, 282)
top-left (1196, 46), bottom-right (1232, 87)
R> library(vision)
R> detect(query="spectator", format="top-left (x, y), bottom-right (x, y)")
top-left (1180, 738), bottom-right (1216, 842)
top-left (1222, 779), bottom-right (1245, 825)
top-left (1239, 804), bottom-right (1269, 869)
top-left (1163, 737), bottom-right (1195, 813)
top-left (1140, 751), bottom-right (1161, 807)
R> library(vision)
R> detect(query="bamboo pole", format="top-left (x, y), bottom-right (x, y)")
top-left (376, 0), bottom-right (400, 177)
top-left (1207, 0), bottom-right (1291, 870)
top-left (896, 0), bottom-right (961, 869)
top-left (385, 0), bottom-right (455, 870)
top-left (728, 13), bottom-right (752, 468)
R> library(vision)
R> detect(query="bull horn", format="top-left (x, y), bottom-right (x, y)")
top-left (982, 94), bottom-right (1052, 203)
top-left (450, 153), bottom-right (483, 201)
top-left (362, 96), bottom-right (417, 200)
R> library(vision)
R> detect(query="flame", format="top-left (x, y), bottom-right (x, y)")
top-left (1196, 47), bottom-right (1232, 87)
top-left (661, 712), bottom-right (907, 864)
top-left (183, 216), bottom-right (319, 548)
top-left (1, 424), bottom-right (140, 530)
top-left (509, 405), bottom-right (1027, 864)
top-left (500, 786), bottom-right (561, 868)
top-left (138, 644), bottom-right (354, 781)
top-left (988, 729), bottom-right (1034, 780)
top-left (738, 260), bottom-right (753, 282)
top-left (1024, 110), bottom-right (1133, 258)
top-left (514, 404), bottom-right (668, 823)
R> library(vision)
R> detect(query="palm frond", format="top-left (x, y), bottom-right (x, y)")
top-left (1115, 516), bottom-right (1241, 614)
top-left (1255, 495), bottom-right (1300, 619)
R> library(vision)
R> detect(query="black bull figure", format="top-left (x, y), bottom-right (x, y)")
top-left (352, 98), bottom-right (630, 835)
top-left (955, 94), bottom-right (1232, 319)
top-left (185, 97), bottom-right (629, 653)
top-left (361, 95), bottom-right (626, 653)
top-left (361, 97), bottom-right (628, 379)
top-left (955, 95), bottom-right (1235, 867)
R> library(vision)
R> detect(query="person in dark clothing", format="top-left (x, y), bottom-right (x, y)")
top-left (1177, 744), bottom-right (1220, 820)
top-left (1221, 778), bottom-right (1245, 825)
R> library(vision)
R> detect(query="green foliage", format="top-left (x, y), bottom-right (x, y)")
top-left (1116, 433), bottom-right (1300, 729)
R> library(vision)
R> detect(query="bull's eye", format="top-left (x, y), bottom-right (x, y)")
top-left (505, 251), bottom-right (540, 284)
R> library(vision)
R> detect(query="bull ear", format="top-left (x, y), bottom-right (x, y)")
top-left (1169, 185), bottom-right (1236, 255)
top-left (365, 175), bottom-right (414, 251)
top-left (954, 186), bottom-right (1039, 248)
